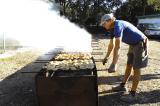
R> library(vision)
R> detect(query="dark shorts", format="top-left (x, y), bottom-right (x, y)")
top-left (127, 41), bottom-right (148, 69)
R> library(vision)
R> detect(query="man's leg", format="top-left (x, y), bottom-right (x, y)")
top-left (122, 45), bottom-right (134, 85)
top-left (122, 64), bottom-right (133, 84)
top-left (131, 69), bottom-right (141, 92)
top-left (120, 69), bottom-right (141, 102)
top-left (112, 64), bottom-right (132, 92)
top-left (112, 45), bottom-right (133, 92)
top-left (120, 42), bottom-right (148, 102)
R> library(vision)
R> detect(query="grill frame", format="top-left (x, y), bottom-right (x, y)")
top-left (35, 54), bottom-right (98, 106)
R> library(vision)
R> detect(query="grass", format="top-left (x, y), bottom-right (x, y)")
top-left (0, 50), bottom-right (5, 54)
top-left (0, 50), bottom-right (40, 79)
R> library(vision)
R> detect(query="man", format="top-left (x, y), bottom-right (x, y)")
top-left (101, 14), bottom-right (148, 102)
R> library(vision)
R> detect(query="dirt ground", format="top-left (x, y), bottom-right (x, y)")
top-left (0, 35), bottom-right (160, 106)
top-left (93, 35), bottom-right (160, 106)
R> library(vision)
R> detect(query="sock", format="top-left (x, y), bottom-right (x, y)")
top-left (130, 90), bottom-right (136, 96)
top-left (120, 83), bottom-right (125, 87)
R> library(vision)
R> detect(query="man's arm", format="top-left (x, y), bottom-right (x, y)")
top-left (112, 37), bottom-right (121, 64)
top-left (107, 37), bottom-right (121, 73)
top-left (102, 38), bottom-right (114, 65)
top-left (105, 38), bottom-right (114, 58)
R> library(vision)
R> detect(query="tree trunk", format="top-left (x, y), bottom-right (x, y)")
top-left (63, 0), bottom-right (66, 15)
top-left (142, 0), bottom-right (146, 15)
top-left (96, 0), bottom-right (100, 26)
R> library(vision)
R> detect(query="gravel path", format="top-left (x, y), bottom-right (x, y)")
top-left (93, 35), bottom-right (160, 106)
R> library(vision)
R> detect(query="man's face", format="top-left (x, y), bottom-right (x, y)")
top-left (102, 20), bottom-right (112, 30)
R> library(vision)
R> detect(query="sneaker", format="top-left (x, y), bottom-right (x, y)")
top-left (120, 91), bottom-right (138, 103)
top-left (112, 85), bottom-right (128, 92)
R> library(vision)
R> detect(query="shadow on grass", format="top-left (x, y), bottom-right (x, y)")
top-left (148, 37), bottom-right (160, 41)
top-left (99, 90), bottom-right (160, 106)
top-left (92, 34), bottom-right (110, 40)
top-left (0, 51), bottom-right (55, 106)
top-left (98, 73), bottom-right (160, 105)
top-left (98, 73), bottom-right (160, 85)
top-left (0, 61), bottom-right (47, 106)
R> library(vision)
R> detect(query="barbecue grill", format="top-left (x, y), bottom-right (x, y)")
top-left (35, 52), bottom-right (98, 106)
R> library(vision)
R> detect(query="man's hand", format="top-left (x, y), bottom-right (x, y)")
top-left (108, 63), bottom-right (117, 73)
top-left (102, 57), bottom-right (108, 65)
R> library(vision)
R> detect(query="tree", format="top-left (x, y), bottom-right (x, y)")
top-left (115, 0), bottom-right (160, 25)
top-left (48, 0), bottom-right (123, 26)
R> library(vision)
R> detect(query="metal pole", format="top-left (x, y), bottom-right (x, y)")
top-left (3, 33), bottom-right (5, 53)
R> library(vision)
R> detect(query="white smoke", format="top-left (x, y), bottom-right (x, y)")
top-left (0, 0), bottom-right (92, 52)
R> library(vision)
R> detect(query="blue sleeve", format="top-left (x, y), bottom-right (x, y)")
top-left (114, 23), bottom-right (123, 38)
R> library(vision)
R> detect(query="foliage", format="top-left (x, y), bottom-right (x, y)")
top-left (147, 0), bottom-right (160, 10)
top-left (115, 0), bottom-right (160, 25)
top-left (45, 0), bottom-right (160, 26)
top-left (48, 0), bottom-right (123, 26)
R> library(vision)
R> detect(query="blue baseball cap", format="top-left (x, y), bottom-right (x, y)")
top-left (100, 14), bottom-right (114, 26)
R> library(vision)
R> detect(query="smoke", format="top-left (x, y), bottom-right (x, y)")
top-left (0, 0), bottom-right (92, 52)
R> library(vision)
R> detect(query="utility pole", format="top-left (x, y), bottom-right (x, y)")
top-left (3, 33), bottom-right (5, 53)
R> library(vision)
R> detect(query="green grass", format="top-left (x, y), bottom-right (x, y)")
top-left (0, 50), bottom-right (40, 79)
top-left (0, 50), bottom-right (5, 54)
top-left (0, 51), bottom-right (39, 63)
